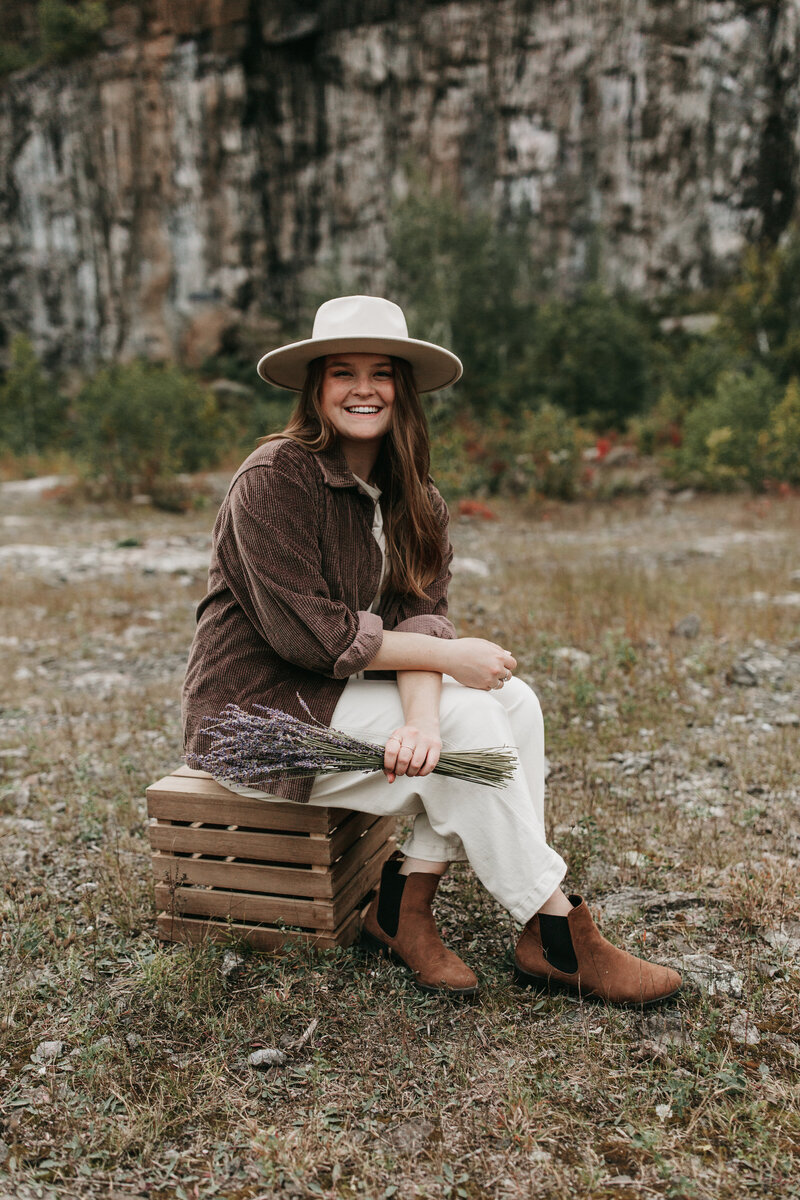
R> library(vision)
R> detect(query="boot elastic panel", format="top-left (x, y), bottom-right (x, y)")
top-left (538, 913), bottom-right (578, 974)
top-left (376, 858), bottom-right (405, 938)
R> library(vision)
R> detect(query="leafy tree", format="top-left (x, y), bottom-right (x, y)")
top-left (720, 226), bottom-right (800, 384)
top-left (761, 377), bottom-right (800, 485)
top-left (38, 0), bottom-right (108, 64)
top-left (0, 333), bottom-right (65, 456)
top-left (676, 365), bottom-right (781, 489)
top-left (528, 285), bottom-right (656, 428)
top-left (72, 360), bottom-right (226, 496)
top-left (387, 185), bottom-right (539, 414)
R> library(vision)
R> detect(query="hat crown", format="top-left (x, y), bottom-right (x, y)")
top-left (311, 295), bottom-right (409, 342)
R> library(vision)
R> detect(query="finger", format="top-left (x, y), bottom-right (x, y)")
top-left (504, 653), bottom-right (517, 670)
top-left (383, 733), bottom-right (403, 773)
top-left (406, 744), bottom-right (429, 777)
top-left (418, 744), bottom-right (441, 776)
top-left (393, 745), bottom-right (415, 777)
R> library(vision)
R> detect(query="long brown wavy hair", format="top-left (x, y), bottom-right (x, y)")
top-left (262, 356), bottom-right (443, 598)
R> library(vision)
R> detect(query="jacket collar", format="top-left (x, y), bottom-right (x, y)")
top-left (316, 441), bottom-right (360, 489)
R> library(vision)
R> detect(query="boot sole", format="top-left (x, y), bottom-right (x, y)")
top-left (513, 964), bottom-right (681, 1008)
top-left (360, 929), bottom-right (480, 999)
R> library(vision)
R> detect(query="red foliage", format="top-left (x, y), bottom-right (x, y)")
top-left (457, 498), bottom-right (498, 520)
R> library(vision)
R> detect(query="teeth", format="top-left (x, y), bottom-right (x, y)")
top-left (347, 406), bottom-right (380, 414)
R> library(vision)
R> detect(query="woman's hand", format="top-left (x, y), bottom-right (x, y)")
top-left (383, 717), bottom-right (443, 783)
top-left (441, 638), bottom-right (517, 691)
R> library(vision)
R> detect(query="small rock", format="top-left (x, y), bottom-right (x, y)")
top-left (763, 926), bottom-right (800, 958)
top-left (671, 614), bottom-right (701, 638)
top-left (529, 1148), bottom-right (552, 1163)
top-left (597, 889), bottom-right (712, 921)
top-left (450, 556), bottom-right (491, 578)
top-left (248, 1048), bottom-right (288, 1068)
top-left (655, 1103), bottom-right (672, 1121)
top-left (31, 1040), bottom-right (66, 1064)
top-left (753, 958), bottom-right (783, 980)
top-left (727, 651), bottom-right (786, 688)
top-left (623, 851), bottom-right (648, 868)
top-left (774, 712), bottom-right (800, 727)
top-left (384, 1119), bottom-right (436, 1154)
top-left (553, 646), bottom-right (592, 670)
top-left (221, 950), bottom-right (245, 978)
top-left (727, 1013), bottom-right (760, 1046)
top-left (676, 953), bottom-right (744, 997)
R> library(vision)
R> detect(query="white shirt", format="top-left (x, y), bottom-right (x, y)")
top-left (352, 474), bottom-right (389, 612)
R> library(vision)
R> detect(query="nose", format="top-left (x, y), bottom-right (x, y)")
top-left (351, 375), bottom-right (376, 397)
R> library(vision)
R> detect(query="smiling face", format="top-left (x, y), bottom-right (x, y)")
top-left (318, 353), bottom-right (396, 473)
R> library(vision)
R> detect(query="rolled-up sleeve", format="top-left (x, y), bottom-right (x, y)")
top-left (217, 465), bottom-right (384, 678)
top-left (391, 488), bottom-right (457, 640)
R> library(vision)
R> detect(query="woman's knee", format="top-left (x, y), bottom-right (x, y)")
top-left (500, 676), bottom-right (544, 736)
top-left (439, 684), bottom-right (512, 746)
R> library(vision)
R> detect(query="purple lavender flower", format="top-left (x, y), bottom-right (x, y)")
top-left (186, 702), bottom-right (516, 789)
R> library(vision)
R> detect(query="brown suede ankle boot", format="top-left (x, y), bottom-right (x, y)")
top-left (362, 858), bottom-right (479, 997)
top-left (514, 895), bottom-right (681, 1007)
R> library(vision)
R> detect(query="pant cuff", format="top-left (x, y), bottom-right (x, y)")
top-left (399, 833), bottom-right (468, 863)
top-left (506, 855), bottom-right (569, 925)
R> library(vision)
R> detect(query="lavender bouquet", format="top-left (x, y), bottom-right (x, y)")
top-left (187, 703), bottom-right (516, 789)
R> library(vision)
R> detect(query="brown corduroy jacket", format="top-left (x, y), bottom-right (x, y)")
top-left (181, 437), bottom-right (457, 801)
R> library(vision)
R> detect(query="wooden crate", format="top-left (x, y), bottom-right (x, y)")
top-left (147, 766), bottom-right (396, 951)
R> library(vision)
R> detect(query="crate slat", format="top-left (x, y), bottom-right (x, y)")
top-left (148, 822), bottom-right (338, 864)
top-left (150, 815), bottom-right (395, 902)
top-left (155, 837), bottom-right (392, 931)
top-left (155, 882), bottom-right (337, 928)
top-left (156, 906), bottom-right (363, 951)
top-left (146, 774), bottom-right (339, 833)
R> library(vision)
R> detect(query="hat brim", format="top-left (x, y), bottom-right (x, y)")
top-left (257, 336), bottom-right (463, 393)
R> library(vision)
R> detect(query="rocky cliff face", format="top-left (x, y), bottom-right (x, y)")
top-left (1, 0), bottom-right (799, 372)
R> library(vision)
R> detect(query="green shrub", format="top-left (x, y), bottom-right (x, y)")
top-left (72, 360), bottom-right (226, 497)
top-left (760, 377), bottom-right (800, 485)
top-left (0, 333), bottom-right (66, 457)
top-left (627, 389), bottom-right (685, 457)
top-left (429, 404), bottom-right (584, 501)
top-left (720, 226), bottom-right (800, 384)
top-left (0, 42), bottom-right (35, 76)
top-left (504, 404), bottom-right (583, 500)
top-left (675, 366), bottom-right (781, 490)
top-left (529, 285), bottom-right (657, 428)
top-left (38, 0), bottom-right (108, 63)
top-left (429, 411), bottom-right (510, 500)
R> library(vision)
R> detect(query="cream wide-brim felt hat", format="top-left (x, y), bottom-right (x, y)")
top-left (256, 295), bottom-right (463, 393)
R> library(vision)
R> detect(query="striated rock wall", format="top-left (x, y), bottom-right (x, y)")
top-left (1, 0), bottom-right (799, 372)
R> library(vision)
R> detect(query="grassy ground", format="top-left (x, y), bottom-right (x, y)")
top-left (0, 482), bottom-right (798, 1199)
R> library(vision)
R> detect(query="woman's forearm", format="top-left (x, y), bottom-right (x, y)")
top-left (366, 629), bottom-right (517, 693)
top-left (367, 630), bottom-right (453, 673)
top-left (397, 669), bottom-right (443, 727)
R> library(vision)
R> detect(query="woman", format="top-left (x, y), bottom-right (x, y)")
top-left (183, 295), bottom-right (681, 1005)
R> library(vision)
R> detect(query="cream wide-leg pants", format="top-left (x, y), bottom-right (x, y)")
top-left (220, 676), bottom-right (567, 924)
